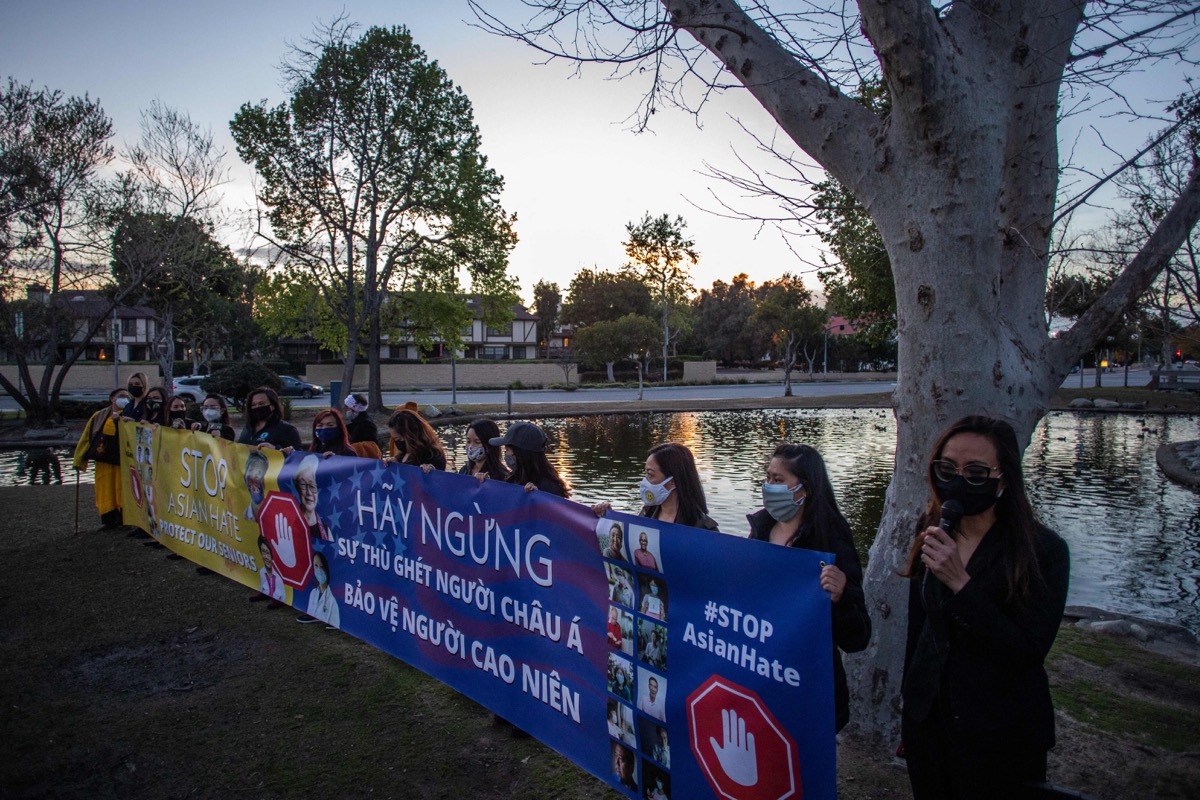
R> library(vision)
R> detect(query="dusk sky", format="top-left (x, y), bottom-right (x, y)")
top-left (2, 1), bottom-right (1188, 306)
top-left (1, 0), bottom-right (820, 304)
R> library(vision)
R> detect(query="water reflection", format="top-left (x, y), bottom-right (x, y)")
top-left (441, 410), bottom-right (1200, 634)
top-left (0, 447), bottom-right (73, 486)
top-left (3, 410), bottom-right (1197, 632)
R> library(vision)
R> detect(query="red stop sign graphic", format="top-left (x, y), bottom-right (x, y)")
top-left (129, 466), bottom-right (143, 508)
top-left (258, 490), bottom-right (313, 588)
top-left (688, 675), bottom-right (801, 800)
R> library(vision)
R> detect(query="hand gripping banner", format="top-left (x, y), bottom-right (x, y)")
top-left (121, 425), bottom-right (837, 799)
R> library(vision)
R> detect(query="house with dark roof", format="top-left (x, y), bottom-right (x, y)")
top-left (4, 285), bottom-right (161, 363)
top-left (381, 299), bottom-right (539, 360)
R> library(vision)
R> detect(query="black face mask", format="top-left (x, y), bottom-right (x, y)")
top-left (250, 406), bottom-right (273, 424)
top-left (934, 475), bottom-right (1001, 517)
top-left (169, 410), bottom-right (187, 422)
top-left (145, 400), bottom-right (162, 414)
top-left (129, 385), bottom-right (144, 398)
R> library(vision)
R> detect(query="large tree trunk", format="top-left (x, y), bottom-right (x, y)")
top-left (658, 0), bottom-right (1200, 745)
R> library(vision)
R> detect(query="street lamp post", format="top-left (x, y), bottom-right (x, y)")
top-left (112, 308), bottom-right (120, 388)
top-left (822, 323), bottom-right (829, 378)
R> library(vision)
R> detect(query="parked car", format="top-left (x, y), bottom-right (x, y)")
top-left (278, 375), bottom-right (325, 399)
top-left (171, 375), bottom-right (208, 403)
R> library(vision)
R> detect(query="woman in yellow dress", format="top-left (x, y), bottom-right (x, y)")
top-left (73, 388), bottom-right (131, 529)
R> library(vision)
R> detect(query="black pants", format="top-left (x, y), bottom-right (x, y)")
top-left (903, 708), bottom-right (1048, 800)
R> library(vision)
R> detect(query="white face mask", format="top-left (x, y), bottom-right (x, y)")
top-left (638, 475), bottom-right (673, 507)
top-left (202, 408), bottom-right (222, 422)
top-left (115, 397), bottom-right (130, 410)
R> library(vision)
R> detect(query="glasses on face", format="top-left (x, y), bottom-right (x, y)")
top-left (295, 479), bottom-right (318, 495)
top-left (931, 459), bottom-right (999, 486)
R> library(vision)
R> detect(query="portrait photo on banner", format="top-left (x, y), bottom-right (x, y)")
top-left (637, 575), bottom-right (668, 622)
top-left (628, 523), bottom-right (663, 572)
top-left (606, 562), bottom-right (636, 609)
top-left (606, 698), bottom-right (637, 747)
top-left (597, 517), bottom-right (628, 561)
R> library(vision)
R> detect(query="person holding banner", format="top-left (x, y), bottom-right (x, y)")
top-left (238, 387), bottom-right (302, 450)
top-left (901, 416), bottom-right (1069, 799)
top-left (297, 410), bottom-right (356, 459)
top-left (73, 387), bottom-right (131, 528)
top-left (140, 386), bottom-right (170, 426)
top-left (167, 395), bottom-right (190, 429)
top-left (747, 443), bottom-right (871, 733)
top-left (385, 408), bottom-right (447, 471)
top-left (458, 419), bottom-right (509, 481)
top-left (191, 394), bottom-right (235, 441)
top-left (488, 421), bottom-right (570, 497)
top-left (593, 442), bottom-right (717, 531)
top-left (121, 372), bottom-right (150, 421)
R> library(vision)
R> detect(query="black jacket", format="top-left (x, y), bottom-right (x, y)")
top-left (346, 413), bottom-right (378, 446)
top-left (641, 504), bottom-right (720, 532)
top-left (902, 523), bottom-right (1069, 749)
top-left (747, 508), bottom-right (871, 732)
top-left (237, 418), bottom-right (302, 450)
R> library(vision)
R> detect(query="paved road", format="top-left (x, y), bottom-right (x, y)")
top-left (0, 366), bottom-right (1159, 412)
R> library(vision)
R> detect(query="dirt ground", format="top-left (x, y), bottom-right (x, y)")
top-left (2, 483), bottom-right (1199, 799)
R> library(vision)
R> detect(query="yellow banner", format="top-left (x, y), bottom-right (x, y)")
top-left (119, 424), bottom-right (292, 602)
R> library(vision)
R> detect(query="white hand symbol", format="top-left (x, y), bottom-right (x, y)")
top-left (274, 514), bottom-right (297, 568)
top-left (709, 708), bottom-right (758, 787)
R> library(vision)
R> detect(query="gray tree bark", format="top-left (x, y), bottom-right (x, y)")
top-left (661, 0), bottom-right (1200, 742)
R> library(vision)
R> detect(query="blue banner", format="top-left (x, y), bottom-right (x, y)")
top-left (133, 430), bottom-right (837, 800)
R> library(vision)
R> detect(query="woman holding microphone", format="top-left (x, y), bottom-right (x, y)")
top-left (901, 416), bottom-right (1070, 799)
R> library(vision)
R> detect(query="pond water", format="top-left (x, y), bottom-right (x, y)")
top-left (5, 409), bottom-right (1199, 632)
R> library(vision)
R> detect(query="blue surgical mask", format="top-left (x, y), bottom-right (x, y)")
top-left (505, 453), bottom-right (517, 470)
top-left (314, 567), bottom-right (328, 585)
top-left (315, 428), bottom-right (339, 443)
top-left (466, 444), bottom-right (485, 462)
top-left (638, 476), bottom-right (673, 507)
top-left (762, 481), bottom-right (804, 522)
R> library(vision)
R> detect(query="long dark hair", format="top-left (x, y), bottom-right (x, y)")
top-left (142, 386), bottom-right (170, 425)
top-left (468, 418), bottom-right (509, 479)
top-left (647, 443), bottom-right (708, 528)
top-left (509, 444), bottom-right (570, 497)
top-left (310, 408), bottom-right (354, 455)
top-left (769, 443), bottom-right (854, 553)
top-left (202, 393), bottom-right (232, 426)
top-left (387, 409), bottom-right (446, 465)
top-left (244, 386), bottom-right (284, 428)
top-left (903, 415), bottom-right (1043, 603)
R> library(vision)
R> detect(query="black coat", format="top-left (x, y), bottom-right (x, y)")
top-left (237, 418), bottom-right (302, 450)
top-left (641, 504), bottom-right (720, 532)
top-left (345, 413), bottom-right (378, 446)
top-left (747, 508), bottom-right (871, 732)
top-left (902, 523), bottom-right (1069, 750)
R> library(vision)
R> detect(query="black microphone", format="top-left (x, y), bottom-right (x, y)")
top-left (938, 499), bottom-right (964, 537)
